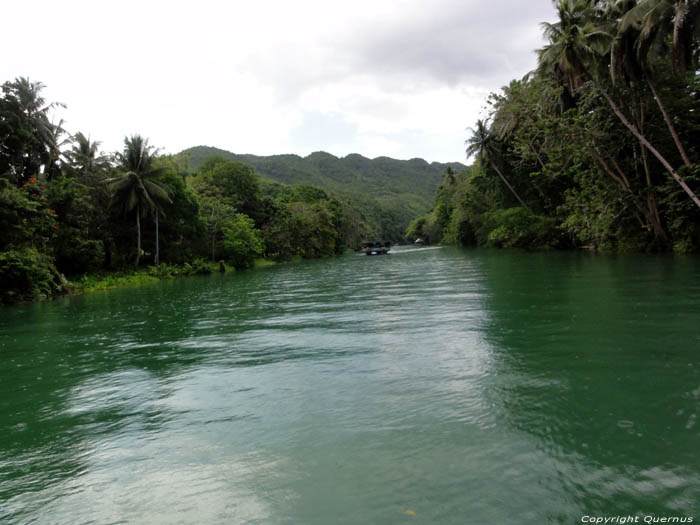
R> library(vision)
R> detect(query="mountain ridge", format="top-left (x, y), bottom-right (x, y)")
top-left (181, 145), bottom-right (465, 199)
top-left (180, 145), bottom-right (467, 239)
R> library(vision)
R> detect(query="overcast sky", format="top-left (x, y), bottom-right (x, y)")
top-left (1, 0), bottom-right (557, 163)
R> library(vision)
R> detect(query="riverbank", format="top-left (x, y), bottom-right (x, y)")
top-left (0, 258), bottom-right (282, 306)
top-left (74, 258), bottom-right (282, 293)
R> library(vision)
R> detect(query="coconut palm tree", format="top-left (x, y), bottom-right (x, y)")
top-left (107, 135), bottom-right (172, 266)
top-left (538, 0), bottom-right (700, 210)
top-left (466, 119), bottom-right (533, 213)
top-left (65, 132), bottom-right (111, 177)
top-left (618, 0), bottom-right (700, 166)
top-left (621, 0), bottom-right (700, 74)
top-left (43, 118), bottom-right (71, 180)
top-left (0, 77), bottom-right (65, 182)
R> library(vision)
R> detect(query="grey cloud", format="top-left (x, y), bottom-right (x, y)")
top-left (341, 0), bottom-right (557, 87)
top-left (255, 1), bottom-right (557, 102)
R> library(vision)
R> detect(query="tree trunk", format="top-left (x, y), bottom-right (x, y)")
top-left (647, 79), bottom-right (691, 166)
top-left (639, 142), bottom-right (668, 241)
top-left (491, 162), bottom-right (534, 214)
top-left (595, 81), bottom-right (700, 211)
top-left (589, 145), bottom-right (655, 231)
top-left (135, 205), bottom-right (141, 267)
top-left (155, 212), bottom-right (160, 265)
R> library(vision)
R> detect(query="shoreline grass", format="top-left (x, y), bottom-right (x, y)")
top-left (71, 257), bottom-right (285, 294)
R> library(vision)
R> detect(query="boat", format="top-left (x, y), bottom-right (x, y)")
top-left (414, 238), bottom-right (424, 246)
top-left (361, 241), bottom-right (392, 255)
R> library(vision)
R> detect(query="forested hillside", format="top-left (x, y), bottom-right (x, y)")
top-left (182, 146), bottom-right (465, 240)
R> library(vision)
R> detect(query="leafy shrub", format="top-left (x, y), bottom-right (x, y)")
top-left (659, 165), bottom-right (700, 254)
top-left (187, 258), bottom-right (213, 275)
top-left (147, 263), bottom-right (180, 279)
top-left (220, 214), bottom-right (264, 269)
top-left (0, 248), bottom-right (63, 303)
top-left (482, 207), bottom-right (559, 249)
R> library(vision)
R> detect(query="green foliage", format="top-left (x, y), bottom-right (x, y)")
top-left (288, 202), bottom-right (338, 258)
top-left (406, 215), bottom-right (427, 240)
top-left (0, 79), bottom-right (412, 303)
top-left (0, 248), bottom-right (62, 303)
top-left (188, 258), bottom-right (214, 275)
top-left (482, 208), bottom-right (559, 249)
top-left (0, 178), bottom-right (56, 252)
top-left (151, 167), bottom-right (203, 264)
top-left (658, 165), bottom-right (700, 253)
top-left (441, 207), bottom-right (475, 246)
top-left (183, 146), bottom-right (464, 240)
top-left (108, 135), bottom-right (173, 267)
top-left (0, 78), bottom-right (66, 183)
top-left (220, 214), bottom-right (263, 269)
top-left (412, 3), bottom-right (700, 255)
top-left (147, 263), bottom-right (180, 279)
top-left (195, 159), bottom-right (261, 222)
top-left (77, 271), bottom-right (159, 291)
top-left (45, 177), bottom-right (104, 274)
top-left (261, 202), bottom-right (298, 261)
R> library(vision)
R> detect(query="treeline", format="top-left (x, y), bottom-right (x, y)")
top-left (409, 0), bottom-right (700, 253)
top-left (183, 146), bottom-right (465, 241)
top-left (0, 78), bottom-right (373, 303)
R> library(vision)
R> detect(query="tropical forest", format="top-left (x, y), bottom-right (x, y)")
top-left (410, 0), bottom-right (700, 254)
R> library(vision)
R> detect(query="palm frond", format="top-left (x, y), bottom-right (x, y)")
top-left (143, 179), bottom-right (173, 204)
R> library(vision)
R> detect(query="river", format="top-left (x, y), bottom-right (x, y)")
top-left (1, 247), bottom-right (699, 523)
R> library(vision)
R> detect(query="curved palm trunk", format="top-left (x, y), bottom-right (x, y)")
top-left (155, 212), bottom-right (160, 265)
top-left (491, 162), bottom-right (533, 214)
top-left (595, 81), bottom-right (700, 211)
top-left (135, 204), bottom-right (141, 267)
top-left (588, 144), bottom-right (668, 240)
top-left (647, 79), bottom-right (691, 166)
top-left (638, 143), bottom-right (668, 241)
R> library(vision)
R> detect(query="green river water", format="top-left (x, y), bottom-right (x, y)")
top-left (1, 247), bottom-right (699, 524)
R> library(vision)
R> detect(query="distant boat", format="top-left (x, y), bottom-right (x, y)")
top-left (362, 241), bottom-right (391, 255)
top-left (414, 238), bottom-right (424, 246)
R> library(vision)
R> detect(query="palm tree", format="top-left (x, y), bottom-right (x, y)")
top-left (621, 0), bottom-right (700, 73)
top-left (107, 135), bottom-right (172, 266)
top-left (466, 119), bottom-right (533, 213)
top-left (618, 0), bottom-right (700, 166)
top-left (539, 1), bottom-right (610, 94)
top-left (0, 77), bottom-right (65, 182)
top-left (43, 118), bottom-right (71, 180)
top-left (538, 0), bottom-right (700, 210)
top-left (66, 132), bottom-right (111, 178)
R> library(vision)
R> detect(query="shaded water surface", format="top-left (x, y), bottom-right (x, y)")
top-left (1, 247), bottom-right (699, 523)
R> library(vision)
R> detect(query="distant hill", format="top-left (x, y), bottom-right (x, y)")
top-left (180, 146), bottom-right (467, 239)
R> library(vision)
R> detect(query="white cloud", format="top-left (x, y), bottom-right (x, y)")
top-left (0, 0), bottom-right (557, 163)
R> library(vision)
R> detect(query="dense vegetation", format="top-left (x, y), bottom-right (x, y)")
top-left (183, 146), bottom-right (464, 241)
top-left (0, 79), bottom-right (392, 304)
top-left (409, 0), bottom-right (700, 253)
